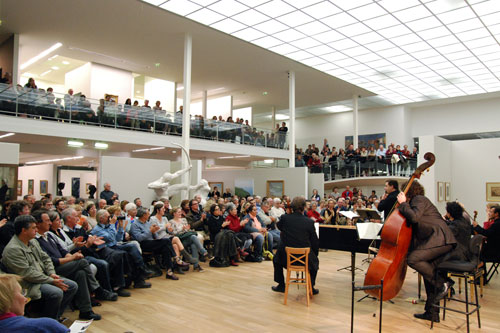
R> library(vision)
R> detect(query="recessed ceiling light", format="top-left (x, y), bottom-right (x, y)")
top-left (94, 142), bottom-right (108, 149)
top-left (68, 140), bottom-right (84, 147)
top-left (62, 60), bottom-right (70, 65)
top-left (25, 156), bottom-right (84, 165)
top-left (20, 42), bottom-right (62, 70)
top-left (264, 159), bottom-right (274, 163)
top-left (0, 133), bottom-right (15, 139)
top-left (51, 66), bottom-right (59, 70)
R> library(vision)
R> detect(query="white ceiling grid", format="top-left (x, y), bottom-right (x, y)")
top-left (144, 0), bottom-right (500, 105)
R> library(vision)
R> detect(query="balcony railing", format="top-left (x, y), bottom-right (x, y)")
top-left (0, 83), bottom-right (288, 149)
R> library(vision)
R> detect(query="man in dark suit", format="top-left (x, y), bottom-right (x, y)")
top-left (378, 179), bottom-right (399, 220)
top-left (271, 196), bottom-right (319, 294)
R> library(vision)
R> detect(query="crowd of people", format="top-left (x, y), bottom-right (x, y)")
top-left (0, 182), bottom-right (294, 329)
top-left (0, 79), bottom-right (288, 149)
top-left (295, 139), bottom-right (418, 178)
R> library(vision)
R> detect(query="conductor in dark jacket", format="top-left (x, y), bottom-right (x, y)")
top-left (377, 180), bottom-right (399, 221)
top-left (271, 196), bottom-right (319, 294)
top-left (398, 180), bottom-right (456, 323)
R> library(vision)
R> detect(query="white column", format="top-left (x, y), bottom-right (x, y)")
top-left (181, 34), bottom-right (192, 200)
top-left (289, 71), bottom-right (295, 168)
top-left (173, 82), bottom-right (178, 112)
top-left (230, 95), bottom-right (234, 118)
top-left (201, 90), bottom-right (207, 119)
top-left (12, 34), bottom-right (20, 85)
top-left (353, 94), bottom-right (359, 148)
top-left (271, 106), bottom-right (276, 129)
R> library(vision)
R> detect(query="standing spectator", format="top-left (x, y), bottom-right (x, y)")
top-left (278, 122), bottom-right (288, 149)
top-left (342, 186), bottom-right (353, 199)
top-left (378, 180), bottom-right (400, 220)
top-left (100, 183), bottom-right (117, 205)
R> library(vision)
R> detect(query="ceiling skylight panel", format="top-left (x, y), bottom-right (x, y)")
top-left (254, 19), bottom-right (288, 34)
top-left (274, 29), bottom-right (307, 42)
top-left (312, 30), bottom-right (344, 43)
top-left (301, 56), bottom-right (327, 67)
top-left (436, 43), bottom-right (467, 54)
top-left (355, 52), bottom-right (382, 63)
top-left (399, 41), bottom-right (431, 53)
top-left (142, 0), bottom-right (167, 5)
top-left (208, 0), bottom-right (248, 16)
top-left (388, 53), bottom-right (415, 64)
top-left (446, 18), bottom-right (483, 34)
top-left (349, 3), bottom-right (388, 20)
top-left (483, 59), bottom-right (500, 68)
top-left (453, 57), bottom-right (480, 66)
top-left (424, 0), bottom-right (467, 14)
top-left (211, 18), bottom-right (247, 34)
top-left (474, 44), bottom-right (500, 56)
top-left (426, 60), bottom-right (454, 70)
top-left (479, 12), bottom-right (500, 26)
top-left (487, 23), bottom-right (500, 35)
top-left (336, 22), bottom-right (372, 37)
top-left (460, 62), bottom-right (486, 71)
top-left (290, 37), bottom-right (322, 49)
top-left (313, 63), bottom-right (339, 71)
top-left (377, 47), bottom-right (406, 58)
top-left (187, 8), bottom-right (225, 25)
top-left (435, 67), bottom-right (462, 76)
top-left (232, 27), bottom-right (266, 41)
top-left (308, 44), bottom-right (335, 56)
top-left (321, 52), bottom-right (349, 62)
top-left (333, 0), bottom-right (373, 11)
top-left (351, 31), bottom-right (385, 44)
top-left (365, 58), bottom-right (392, 68)
top-left (295, 21), bottom-right (331, 35)
top-left (286, 50), bottom-right (314, 61)
top-left (437, 7), bottom-right (476, 24)
top-left (329, 38), bottom-right (359, 50)
top-left (365, 39), bottom-right (395, 52)
top-left (405, 16), bottom-right (443, 32)
top-left (363, 15), bottom-right (400, 30)
top-left (348, 63), bottom-right (371, 72)
top-left (427, 35), bottom-right (459, 48)
top-left (391, 33), bottom-right (423, 46)
top-left (417, 26), bottom-right (452, 40)
top-left (255, 0), bottom-right (295, 18)
top-left (464, 36), bottom-right (497, 49)
top-left (232, 9), bottom-right (269, 25)
top-left (378, 25), bottom-right (412, 38)
top-left (478, 52), bottom-right (500, 62)
top-left (327, 68), bottom-right (351, 76)
top-left (276, 10), bottom-right (314, 26)
top-left (445, 50), bottom-right (474, 61)
top-left (321, 12), bottom-right (358, 29)
top-left (392, 5), bottom-right (432, 23)
top-left (342, 46), bottom-right (370, 57)
top-left (188, 0), bottom-right (219, 6)
top-left (405, 66), bottom-right (431, 74)
top-left (471, 0), bottom-right (500, 16)
top-left (269, 43), bottom-right (299, 55)
top-left (282, 0), bottom-right (323, 9)
top-left (301, 1), bottom-right (342, 19)
top-left (253, 36), bottom-right (284, 48)
top-left (159, 0), bottom-right (201, 16)
top-left (378, 0), bottom-right (421, 12)
top-left (335, 57), bottom-right (360, 67)
top-left (401, 60), bottom-right (426, 69)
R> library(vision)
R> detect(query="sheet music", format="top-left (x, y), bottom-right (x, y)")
top-left (340, 211), bottom-right (359, 219)
top-left (314, 222), bottom-right (319, 238)
top-left (356, 222), bottom-right (383, 240)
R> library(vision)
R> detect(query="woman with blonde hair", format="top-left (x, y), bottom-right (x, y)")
top-left (0, 274), bottom-right (68, 332)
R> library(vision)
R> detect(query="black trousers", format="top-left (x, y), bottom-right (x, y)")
top-left (408, 244), bottom-right (453, 313)
top-left (139, 239), bottom-right (174, 270)
top-left (55, 259), bottom-right (93, 313)
top-left (96, 246), bottom-right (127, 289)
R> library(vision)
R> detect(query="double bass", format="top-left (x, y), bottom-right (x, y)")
top-left (363, 152), bottom-right (436, 301)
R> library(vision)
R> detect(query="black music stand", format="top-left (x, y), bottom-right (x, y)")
top-left (319, 225), bottom-right (363, 272)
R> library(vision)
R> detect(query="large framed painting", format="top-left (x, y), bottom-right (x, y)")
top-left (40, 180), bottom-right (48, 195)
top-left (437, 182), bottom-right (444, 202)
top-left (486, 182), bottom-right (500, 202)
top-left (17, 180), bottom-right (22, 197)
top-left (267, 180), bottom-right (284, 198)
top-left (28, 179), bottom-right (34, 195)
top-left (234, 179), bottom-right (254, 198)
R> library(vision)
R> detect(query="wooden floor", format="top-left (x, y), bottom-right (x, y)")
top-left (61, 250), bottom-right (499, 332)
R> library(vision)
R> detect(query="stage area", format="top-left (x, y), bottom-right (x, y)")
top-left (63, 250), bottom-right (498, 332)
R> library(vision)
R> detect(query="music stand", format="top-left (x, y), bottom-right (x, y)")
top-left (319, 225), bottom-right (363, 272)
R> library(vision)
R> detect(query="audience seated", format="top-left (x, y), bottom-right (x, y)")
top-left (206, 204), bottom-right (239, 266)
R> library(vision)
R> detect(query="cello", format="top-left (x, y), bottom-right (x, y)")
top-left (363, 152), bottom-right (435, 301)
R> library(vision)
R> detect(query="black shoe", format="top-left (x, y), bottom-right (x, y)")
top-left (95, 289), bottom-right (118, 301)
top-left (312, 288), bottom-right (319, 295)
top-left (272, 285), bottom-right (285, 293)
top-left (90, 298), bottom-right (101, 307)
top-left (116, 288), bottom-right (131, 297)
top-left (79, 311), bottom-right (102, 321)
top-left (134, 280), bottom-right (152, 288)
top-left (414, 312), bottom-right (439, 323)
top-left (166, 272), bottom-right (179, 280)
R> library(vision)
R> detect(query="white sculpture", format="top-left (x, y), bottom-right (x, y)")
top-left (148, 143), bottom-right (209, 201)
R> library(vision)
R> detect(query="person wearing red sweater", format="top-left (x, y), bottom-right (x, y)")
top-left (307, 202), bottom-right (324, 223)
top-left (225, 205), bottom-right (251, 256)
top-left (342, 185), bottom-right (353, 199)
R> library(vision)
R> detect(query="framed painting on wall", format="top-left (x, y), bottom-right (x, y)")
top-left (437, 182), bottom-right (444, 202)
top-left (105, 94), bottom-right (118, 104)
top-left (28, 179), bottom-right (34, 195)
top-left (208, 182), bottom-right (223, 194)
top-left (445, 182), bottom-right (451, 201)
top-left (234, 179), bottom-right (254, 198)
top-left (17, 180), bottom-right (22, 196)
top-left (40, 180), bottom-right (48, 195)
top-left (267, 180), bottom-right (284, 198)
top-left (486, 182), bottom-right (500, 202)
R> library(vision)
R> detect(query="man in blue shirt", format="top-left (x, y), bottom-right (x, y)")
top-left (91, 210), bottom-right (151, 289)
top-left (129, 208), bottom-right (178, 280)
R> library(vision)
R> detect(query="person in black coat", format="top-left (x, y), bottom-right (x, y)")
top-left (398, 180), bottom-right (456, 323)
top-left (377, 179), bottom-right (399, 221)
top-left (271, 196), bottom-right (319, 294)
top-left (444, 201), bottom-right (471, 261)
top-left (473, 206), bottom-right (500, 262)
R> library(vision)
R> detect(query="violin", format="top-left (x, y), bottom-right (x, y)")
top-left (363, 152), bottom-right (436, 301)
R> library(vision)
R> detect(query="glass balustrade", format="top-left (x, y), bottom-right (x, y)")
top-left (0, 83), bottom-right (288, 150)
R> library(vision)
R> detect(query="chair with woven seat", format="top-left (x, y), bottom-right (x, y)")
top-left (284, 247), bottom-right (313, 306)
top-left (431, 235), bottom-right (484, 333)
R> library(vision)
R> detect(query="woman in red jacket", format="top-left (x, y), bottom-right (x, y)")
top-left (225, 205), bottom-right (251, 257)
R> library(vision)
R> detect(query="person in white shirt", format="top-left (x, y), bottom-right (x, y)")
top-left (270, 198), bottom-right (285, 221)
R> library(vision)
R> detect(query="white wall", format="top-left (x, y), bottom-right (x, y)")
top-left (0, 142), bottom-right (19, 164)
top-left (451, 137), bottom-right (500, 224)
top-left (144, 76), bottom-right (175, 112)
top-left (203, 167), bottom-right (308, 199)
top-left (65, 62), bottom-right (91, 96)
top-left (90, 63), bottom-right (133, 104)
top-left (308, 173), bottom-right (323, 199)
top-left (100, 156), bottom-right (169, 206)
top-left (58, 169), bottom-right (97, 199)
top-left (17, 164), bottom-right (56, 200)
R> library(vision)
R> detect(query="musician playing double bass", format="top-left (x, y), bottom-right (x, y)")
top-left (397, 180), bottom-right (456, 323)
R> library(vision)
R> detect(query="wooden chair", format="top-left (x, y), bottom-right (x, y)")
top-left (284, 247), bottom-right (313, 306)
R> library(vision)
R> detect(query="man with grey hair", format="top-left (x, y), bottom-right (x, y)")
top-left (258, 201), bottom-right (281, 248)
top-left (129, 207), bottom-right (178, 280)
top-left (91, 209), bottom-right (151, 289)
top-left (270, 198), bottom-right (285, 221)
top-left (100, 183), bottom-right (117, 206)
